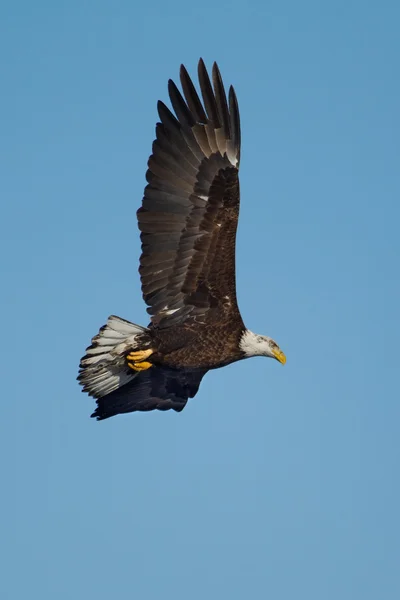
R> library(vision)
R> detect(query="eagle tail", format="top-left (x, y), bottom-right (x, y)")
top-left (77, 315), bottom-right (149, 399)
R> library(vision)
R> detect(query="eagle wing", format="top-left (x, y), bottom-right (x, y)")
top-left (91, 366), bottom-right (207, 420)
top-left (137, 59), bottom-right (242, 329)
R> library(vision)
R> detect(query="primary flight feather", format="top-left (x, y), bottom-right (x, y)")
top-left (78, 59), bottom-right (286, 420)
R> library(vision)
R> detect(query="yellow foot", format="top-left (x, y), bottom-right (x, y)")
top-left (126, 349), bottom-right (153, 362)
top-left (127, 360), bottom-right (153, 372)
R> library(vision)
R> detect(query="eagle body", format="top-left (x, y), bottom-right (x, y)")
top-left (78, 59), bottom-right (286, 420)
top-left (145, 318), bottom-right (246, 370)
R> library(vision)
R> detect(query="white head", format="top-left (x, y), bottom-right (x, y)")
top-left (239, 329), bottom-right (286, 364)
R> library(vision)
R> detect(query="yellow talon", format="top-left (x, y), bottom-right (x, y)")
top-left (127, 360), bottom-right (153, 372)
top-left (126, 349), bottom-right (153, 362)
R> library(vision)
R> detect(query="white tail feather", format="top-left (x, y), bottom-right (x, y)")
top-left (78, 316), bottom-right (149, 398)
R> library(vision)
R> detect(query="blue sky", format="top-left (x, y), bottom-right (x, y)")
top-left (1, 1), bottom-right (399, 598)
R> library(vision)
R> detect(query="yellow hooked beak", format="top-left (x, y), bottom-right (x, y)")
top-left (272, 348), bottom-right (286, 365)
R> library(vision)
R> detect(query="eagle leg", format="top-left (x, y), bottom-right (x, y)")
top-left (126, 349), bottom-right (154, 372)
top-left (126, 349), bottom-right (154, 362)
top-left (127, 360), bottom-right (153, 372)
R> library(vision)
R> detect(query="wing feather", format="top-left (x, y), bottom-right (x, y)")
top-left (91, 367), bottom-right (207, 420)
top-left (137, 59), bottom-right (242, 329)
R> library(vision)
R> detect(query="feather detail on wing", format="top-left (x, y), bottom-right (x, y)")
top-left (137, 59), bottom-right (242, 329)
top-left (91, 366), bottom-right (207, 420)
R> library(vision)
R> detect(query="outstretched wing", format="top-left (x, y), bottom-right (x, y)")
top-left (91, 367), bottom-right (207, 420)
top-left (137, 59), bottom-right (242, 329)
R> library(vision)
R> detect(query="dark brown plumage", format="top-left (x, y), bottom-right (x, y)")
top-left (78, 59), bottom-right (285, 420)
top-left (139, 60), bottom-right (241, 331)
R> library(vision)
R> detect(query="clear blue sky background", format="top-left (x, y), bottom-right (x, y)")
top-left (1, 1), bottom-right (399, 598)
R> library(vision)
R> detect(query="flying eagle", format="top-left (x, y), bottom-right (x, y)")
top-left (78, 59), bottom-right (286, 420)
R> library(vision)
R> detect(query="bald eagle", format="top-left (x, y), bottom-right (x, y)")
top-left (78, 59), bottom-right (286, 420)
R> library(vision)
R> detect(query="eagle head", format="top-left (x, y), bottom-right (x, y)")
top-left (239, 330), bottom-right (286, 364)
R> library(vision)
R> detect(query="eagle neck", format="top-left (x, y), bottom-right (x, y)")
top-left (239, 329), bottom-right (266, 358)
